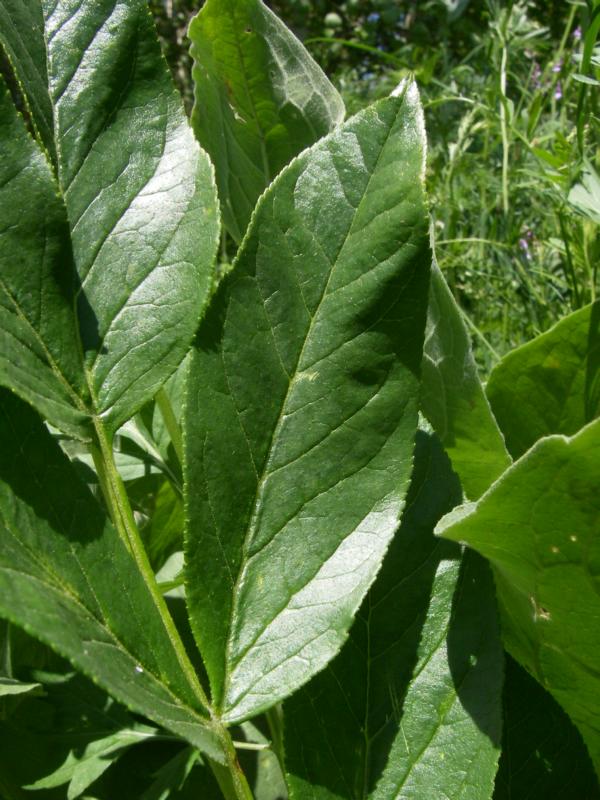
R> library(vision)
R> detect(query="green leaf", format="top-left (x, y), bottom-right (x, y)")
top-left (486, 301), bottom-right (600, 458)
top-left (189, 0), bottom-right (345, 242)
top-left (0, 677), bottom-right (42, 698)
top-left (422, 259), bottom-right (511, 499)
top-left (0, 389), bottom-right (223, 762)
top-left (140, 747), bottom-right (200, 800)
top-left (0, 0), bottom-right (55, 159)
top-left (284, 432), bottom-right (503, 800)
top-left (184, 83), bottom-right (430, 723)
top-left (27, 724), bottom-right (158, 799)
top-left (494, 656), bottom-right (600, 800)
top-left (437, 419), bottom-right (600, 775)
top-left (0, 0), bottom-right (219, 438)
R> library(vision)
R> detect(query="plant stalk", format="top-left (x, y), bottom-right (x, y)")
top-left (156, 386), bottom-right (184, 466)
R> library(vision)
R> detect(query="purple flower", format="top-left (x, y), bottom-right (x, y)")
top-left (532, 61), bottom-right (542, 88)
top-left (554, 82), bottom-right (563, 100)
top-left (573, 26), bottom-right (582, 41)
top-left (367, 12), bottom-right (380, 23)
top-left (552, 59), bottom-right (563, 73)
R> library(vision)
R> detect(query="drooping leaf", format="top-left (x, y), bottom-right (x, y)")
top-left (0, 0), bottom-right (219, 438)
top-left (189, 0), bottom-right (345, 242)
top-left (0, 677), bottom-right (42, 698)
top-left (494, 656), bottom-right (600, 800)
top-left (486, 301), bottom-right (600, 458)
top-left (184, 83), bottom-right (431, 723)
top-left (284, 432), bottom-right (503, 800)
top-left (438, 419), bottom-right (600, 775)
top-left (421, 258), bottom-right (511, 499)
top-left (26, 724), bottom-right (158, 799)
top-left (0, 389), bottom-right (223, 762)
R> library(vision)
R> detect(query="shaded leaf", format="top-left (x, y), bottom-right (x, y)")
top-left (0, 677), bottom-right (42, 698)
top-left (184, 84), bottom-right (430, 723)
top-left (189, 0), bottom-right (345, 242)
top-left (0, 389), bottom-right (223, 761)
top-left (494, 656), bottom-right (599, 800)
top-left (438, 419), bottom-right (600, 775)
top-left (486, 301), bottom-right (600, 458)
top-left (422, 258), bottom-right (511, 499)
top-left (140, 747), bottom-right (200, 800)
top-left (285, 432), bottom-right (503, 800)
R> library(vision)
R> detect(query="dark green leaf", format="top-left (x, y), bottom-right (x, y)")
top-left (0, 389), bottom-right (223, 761)
top-left (184, 84), bottom-right (430, 723)
top-left (422, 259), bottom-right (511, 499)
top-left (189, 0), bottom-right (345, 242)
top-left (438, 419), bottom-right (600, 775)
top-left (140, 747), bottom-right (200, 800)
top-left (486, 301), bottom-right (600, 458)
top-left (0, 0), bottom-right (219, 437)
top-left (494, 656), bottom-right (599, 800)
top-left (285, 432), bottom-right (503, 800)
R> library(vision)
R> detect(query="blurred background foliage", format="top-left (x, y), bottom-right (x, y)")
top-left (150, 0), bottom-right (600, 372)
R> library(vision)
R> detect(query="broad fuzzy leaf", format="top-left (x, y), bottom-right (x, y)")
top-left (494, 657), bottom-right (599, 800)
top-left (0, 0), bottom-right (219, 438)
top-left (285, 432), bottom-right (503, 800)
top-left (487, 301), bottom-right (600, 458)
top-left (422, 259), bottom-right (511, 499)
top-left (189, 0), bottom-right (345, 242)
top-left (438, 419), bottom-right (600, 775)
top-left (184, 83), bottom-right (430, 722)
top-left (0, 389), bottom-right (223, 762)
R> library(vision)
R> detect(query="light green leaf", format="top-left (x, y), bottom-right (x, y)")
top-left (27, 725), bottom-right (158, 799)
top-left (0, 0), bottom-right (219, 438)
top-left (0, 389), bottom-right (223, 762)
top-left (184, 83), bottom-right (430, 723)
top-left (422, 258), bottom-right (511, 499)
top-left (437, 419), bottom-right (600, 774)
top-left (189, 0), bottom-right (345, 242)
top-left (0, 677), bottom-right (42, 698)
top-left (284, 432), bottom-right (503, 800)
top-left (486, 301), bottom-right (600, 458)
top-left (494, 656), bottom-right (599, 800)
top-left (568, 163), bottom-right (600, 224)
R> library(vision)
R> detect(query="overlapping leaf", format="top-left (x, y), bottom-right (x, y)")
top-left (0, 389), bottom-right (222, 761)
top-left (0, 0), bottom-right (219, 439)
top-left (487, 301), bottom-right (600, 458)
top-left (438, 419), bottom-right (600, 775)
top-left (284, 432), bottom-right (503, 800)
top-left (422, 258), bottom-right (511, 499)
top-left (184, 83), bottom-right (430, 723)
top-left (189, 0), bottom-right (345, 242)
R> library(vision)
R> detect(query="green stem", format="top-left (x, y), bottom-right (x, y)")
top-left (90, 417), bottom-right (210, 712)
top-left (155, 387), bottom-right (184, 466)
top-left (266, 704), bottom-right (285, 774)
top-left (209, 731), bottom-right (255, 800)
top-left (499, 38), bottom-right (510, 216)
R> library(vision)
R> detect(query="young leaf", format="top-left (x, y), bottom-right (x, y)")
top-left (189, 0), bottom-right (345, 242)
top-left (184, 83), bottom-right (431, 723)
top-left (494, 657), bottom-right (600, 800)
top-left (438, 419), bottom-right (600, 775)
top-left (284, 432), bottom-right (503, 800)
top-left (0, 389), bottom-right (223, 762)
top-left (421, 258), bottom-right (511, 499)
top-left (486, 301), bottom-right (600, 458)
top-left (0, 0), bottom-right (219, 438)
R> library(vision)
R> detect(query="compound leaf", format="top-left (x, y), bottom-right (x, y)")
top-left (284, 432), bottom-right (503, 800)
top-left (189, 0), bottom-right (345, 242)
top-left (438, 419), bottom-right (600, 775)
top-left (0, 389), bottom-right (223, 762)
top-left (487, 301), bottom-right (600, 458)
top-left (184, 83), bottom-right (430, 723)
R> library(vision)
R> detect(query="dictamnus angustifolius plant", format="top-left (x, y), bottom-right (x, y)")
top-left (0, 1), bottom-right (599, 798)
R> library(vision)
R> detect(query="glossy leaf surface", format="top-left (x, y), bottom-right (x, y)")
top-left (487, 301), bottom-right (600, 458)
top-left (494, 656), bottom-right (599, 800)
top-left (0, 390), bottom-right (222, 761)
top-left (0, 0), bottom-right (219, 438)
top-left (438, 419), bottom-right (600, 774)
top-left (185, 84), bottom-right (430, 722)
top-left (189, 0), bottom-right (345, 242)
top-left (422, 259), bottom-right (511, 499)
top-left (285, 432), bottom-right (503, 800)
